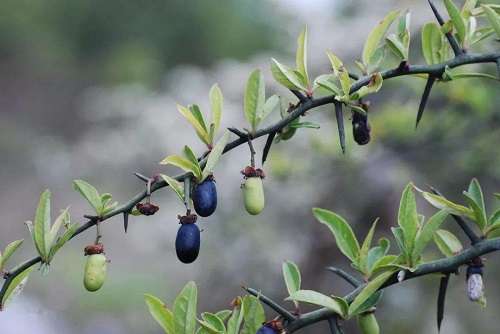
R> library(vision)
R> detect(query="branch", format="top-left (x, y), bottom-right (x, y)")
top-left (327, 317), bottom-right (344, 334)
top-left (326, 266), bottom-right (362, 288)
top-left (242, 286), bottom-right (296, 322)
top-left (285, 237), bottom-right (500, 332)
top-left (1, 51), bottom-right (499, 305)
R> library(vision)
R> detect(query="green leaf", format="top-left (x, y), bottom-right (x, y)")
top-left (463, 194), bottom-right (487, 231)
top-left (313, 208), bottom-right (360, 264)
top-left (200, 312), bottom-right (226, 333)
top-left (0, 266), bottom-right (34, 311)
top-left (391, 227), bottom-right (406, 256)
top-left (34, 189), bottom-right (51, 260)
top-left (296, 26), bottom-right (309, 88)
top-left (359, 219), bottom-right (378, 274)
top-left (422, 23), bottom-right (445, 65)
top-left (482, 5), bottom-right (500, 38)
top-left (444, 0), bottom-right (466, 43)
top-left (289, 121), bottom-right (320, 129)
top-left (314, 74), bottom-right (342, 95)
top-left (465, 179), bottom-right (486, 217)
top-left (189, 105), bottom-right (207, 133)
top-left (48, 223), bottom-right (78, 261)
top-left (366, 239), bottom-right (391, 275)
top-left (434, 229), bottom-right (463, 257)
top-left (0, 240), bottom-right (24, 271)
top-left (270, 58), bottom-right (306, 91)
top-left (419, 191), bottom-right (474, 219)
top-left (209, 84), bottom-right (223, 142)
top-left (174, 281), bottom-right (198, 334)
top-left (201, 131), bottom-right (231, 182)
top-left (362, 9), bottom-right (400, 67)
top-left (161, 174), bottom-right (185, 203)
top-left (46, 208), bottom-right (70, 256)
top-left (398, 184), bottom-right (419, 260)
top-left (145, 294), bottom-right (175, 334)
top-left (241, 296), bottom-right (265, 334)
top-left (160, 155), bottom-right (202, 182)
top-left (348, 269), bottom-right (397, 316)
top-left (183, 146), bottom-right (203, 177)
top-left (412, 210), bottom-right (448, 263)
top-left (177, 104), bottom-right (210, 145)
top-left (326, 51), bottom-right (351, 96)
top-left (256, 95), bottom-right (280, 126)
top-left (282, 261), bottom-right (301, 307)
top-left (215, 310), bottom-right (232, 322)
top-left (349, 73), bottom-right (383, 100)
top-left (226, 297), bottom-right (244, 334)
top-left (73, 180), bottom-right (102, 215)
top-left (286, 290), bottom-right (346, 318)
top-left (385, 34), bottom-right (407, 60)
top-left (370, 255), bottom-right (398, 277)
top-left (244, 69), bottom-right (266, 132)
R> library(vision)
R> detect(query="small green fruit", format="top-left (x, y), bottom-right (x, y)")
top-left (84, 254), bottom-right (107, 292)
top-left (358, 312), bottom-right (380, 334)
top-left (243, 177), bottom-right (265, 215)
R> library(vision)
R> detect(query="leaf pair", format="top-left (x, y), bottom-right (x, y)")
top-left (177, 84), bottom-right (223, 147)
top-left (145, 281), bottom-right (265, 334)
top-left (244, 70), bottom-right (280, 134)
top-left (421, 22), bottom-right (451, 65)
top-left (26, 190), bottom-right (78, 265)
top-left (160, 131), bottom-right (231, 185)
top-left (271, 27), bottom-right (311, 93)
top-left (73, 180), bottom-right (118, 217)
top-left (386, 11), bottom-right (411, 61)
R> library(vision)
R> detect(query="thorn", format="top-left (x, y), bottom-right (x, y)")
top-left (123, 211), bottom-right (129, 233)
top-left (262, 132), bottom-right (277, 166)
top-left (334, 102), bottom-right (346, 154)
top-left (134, 172), bottom-right (151, 183)
top-left (427, 0), bottom-right (462, 56)
top-left (326, 266), bottom-right (362, 287)
top-left (416, 76), bottom-right (436, 128)
top-left (290, 90), bottom-right (307, 102)
top-left (227, 127), bottom-right (247, 139)
top-left (437, 273), bottom-right (450, 332)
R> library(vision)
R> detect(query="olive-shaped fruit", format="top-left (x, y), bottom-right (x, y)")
top-left (352, 112), bottom-right (371, 145)
top-left (256, 324), bottom-right (277, 334)
top-left (242, 177), bottom-right (265, 215)
top-left (280, 126), bottom-right (296, 141)
top-left (175, 223), bottom-right (201, 264)
top-left (192, 178), bottom-right (217, 217)
top-left (357, 312), bottom-right (380, 334)
top-left (84, 254), bottom-right (107, 292)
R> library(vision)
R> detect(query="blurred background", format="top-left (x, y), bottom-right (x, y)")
top-left (0, 0), bottom-right (499, 333)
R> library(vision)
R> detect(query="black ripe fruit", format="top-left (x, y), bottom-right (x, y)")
top-left (352, 111), bottom-right (371, 145)
top-left (192, 177), bottom-right (217, 217)
top-left (256, 324), bottom-right (278, 334)
top-left (175, 219), bottom-right (200, 264)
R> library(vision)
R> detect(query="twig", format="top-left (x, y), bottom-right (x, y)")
top-left (262, 131), bottom-right (277, 166)
top-left (242, 286), bottom-right (296, 321)
top-left (326, 266), bottom-right (362, 287)
top-left (247, 135), bottom-right (256, 168)
top-left (290, 90), bottom-right (307, 102)
top-left (227, 127), bottom-right (248, 139)
top-left (184, 176), bottom-right (191, 211)
top-left (134, 172), bottom-right (150, 183)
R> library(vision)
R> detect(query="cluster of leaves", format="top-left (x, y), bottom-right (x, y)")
top-left (145, 282), bottom-right (266, 334)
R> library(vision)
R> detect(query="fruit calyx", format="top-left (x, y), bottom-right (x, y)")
top-left (136, 202), bottom-right (160, 216)
top-left (84, 243), bottom-right (105, 256)
top-left (178, 211), bottom-right (198, 225)
top-left (264, 319), bottom-right (284, 333)
top-left (241, 166), bottom-right (265, 179)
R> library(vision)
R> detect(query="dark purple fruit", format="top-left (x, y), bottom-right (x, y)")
top-left (175, 223), bottom-right (200, 264)
top-left (352, 111), bottom-right (371, 145)
top-left (192, 177), bottom-right (217, 217)
top-left (256, 324), bottom-right (278, 334)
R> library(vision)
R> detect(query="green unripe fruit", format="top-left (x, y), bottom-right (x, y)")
top-left (243, 176), bottom-right (265, 215)
top-left (280, 126), bottom-right (296, 141)
top-left (357, 312), bottom-right (380, 334)
top-left (84, 254), bottom-right (107, 292)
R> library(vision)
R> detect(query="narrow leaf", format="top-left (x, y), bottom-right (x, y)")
top-left (241, 296), bottom-right (265, 334)
top-left (282, 261), bottom-right (301, 308)
top-left (46, 208), bottom-right (70, 256)
top-left (419, 191), bottom-right (475, 219)
top-left (161, 174), bottom-right (185, 203)
top-left (286, 290), bottom-right (346, 318)
top-left (349, 73), bottom-right (383, 100)
top-left (444, 0), bottom-right (466, 43)
top-left (73, 180), bottom-right (102, 215)
top-left (313, 208), bottom-right (360, 264)
top-left (177, 104), bottom-right (210, 145)
top-left (34, 189), bottom-right (51, 260)
top-left (160, 155), bottom-right (202, 181)
top-left (296, 26), bottom-right (309, 87)
top-left (398, 184), bottom-right (419, 259)
top-left (362, 9), bottom-right (401, 67)
top-left (226, 297), bottom-right (244, 334)
top-left (174, 281), bottom-right (198, 334)
top-left (434, 229), bottom-right (463, 257)
top-left (209, 84), bottom-right (223, 139)
top-left (201, 131), bottom-right (231, 181)
top-left (270, 58), bottom-right (306, 91)
top-left (257, 95), bottom-right (280, 125)
top-left (201, 313), bottom-right (225, 333)
top-left (349, 269), bottom-right (397, 316)
top-left (482, 5), bottom-right (500, 38)
top-left (244, 69), bottom-right (266, 132)
top-left (422, 23), bottom-right (444, 65)
top-left (145, 294), bottom-right (175, 334)
top-left (48, 222), bottom-right (78, 260)
top-left (412, 210), bottom-right (448, 262)
top-left (359, 219), bottom-right (378, 274)
top-left (326, 51), bottom-right (351, 96)
top-left (0, 240), bottom-right (24, 270)
top-left (0, 266), bottom-right (34, 310)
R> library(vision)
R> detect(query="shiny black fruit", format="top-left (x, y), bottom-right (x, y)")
top-left (192, 177), bottom-right (217, 217)
top-left (256, 324), bottom-right (277, 334)
top-left (175, 223), bottom-right (200, 264)
top-left (352, 111), bottom-right (371, 145)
